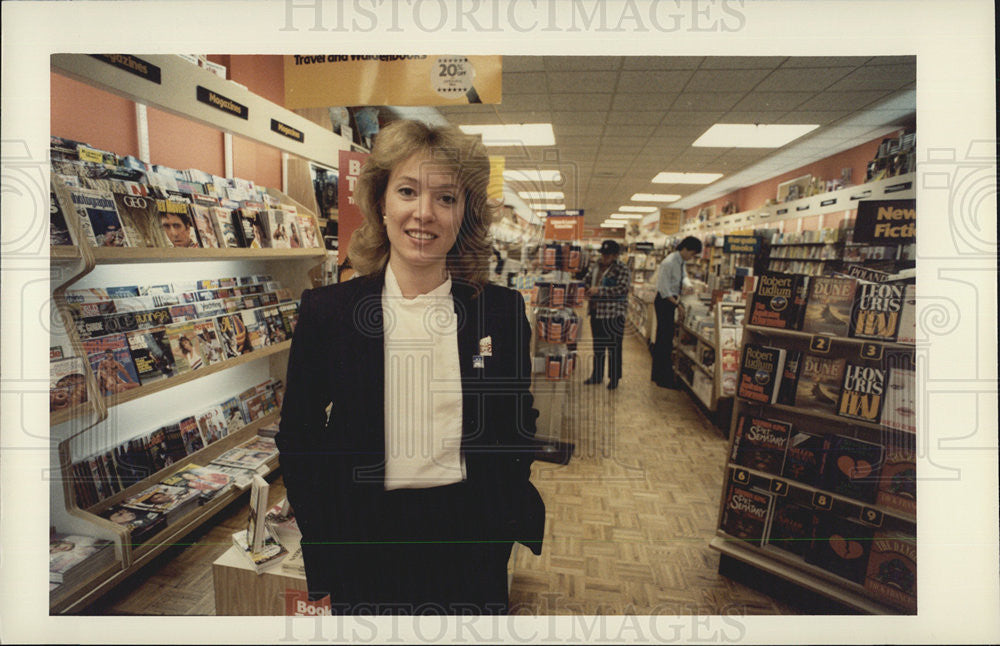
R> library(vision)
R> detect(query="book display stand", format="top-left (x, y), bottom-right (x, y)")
top-left (48, 55), bottom-right (344, 613)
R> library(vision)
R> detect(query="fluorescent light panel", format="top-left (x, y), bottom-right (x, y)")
top-left (693, 123), bottom-right (819, 148)
top-left (652, 172), bottom-right (724, 184)
top-left (503, 169), bottom-right (563, 183)
top-left (529, 203), bottom-right (566, 210)
top-left (460, 123), bottom-right (555, 146)
top-left (618, 206), bottom-right (659, 213)
top-left (631, 193), bottom-right (681, 202)
top-left (610, 213), bottom-right (643, 219)
top-left (600, 221), bottom-right (626, 228)
top-left (518, 191), bottom-right (564, 200)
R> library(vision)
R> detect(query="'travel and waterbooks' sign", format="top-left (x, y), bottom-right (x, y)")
top-left (270, 119), bottom-right (304, 143)
top-left (724, 235), bottom-right (759, 254)
top-left (196, 86), bottom-right (248, 120)
top-left (90, 54), bottom-right (161, 84)
top-left (853, 199), bottom-right (915, 243)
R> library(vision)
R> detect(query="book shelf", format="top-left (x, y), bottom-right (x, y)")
top-left (710, 316), bottom-right (917, 614)
top-left (48, 54), bottom-right (338, 614)
top-left (672, 301), bottom-right (745, 417)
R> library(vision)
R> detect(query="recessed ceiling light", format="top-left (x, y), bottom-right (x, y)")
top-left (610, 213), bottom-right (643, 219)
top-left (692, 124), bottom-right (819, 148)
top-left (518, 191), bottom-right (565, 200)
top-left (618, 206), bottom-right (659, 213)
top-left (503, 169), bottom-right (563, 183)
top-left (631, 193), bottom-right (682, 202)
top-left (529, 203), bottom-right (566, 210)
top-left (460, 123), bottom-right (556, 146)
top-left (651, 172), bottom-right (724, 184)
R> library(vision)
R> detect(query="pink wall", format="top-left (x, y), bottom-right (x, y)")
top-left (51, 74), bottom-right (138, 157)
top-left (684, 132), bottom-right (906, 221)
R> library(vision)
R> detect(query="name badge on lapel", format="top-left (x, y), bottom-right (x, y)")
top-left (479, 335), bottom-right (493, 357)
top-left (472, 355), bottom-right (485, 369)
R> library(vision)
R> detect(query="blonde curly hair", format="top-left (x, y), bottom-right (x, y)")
top-left (348, 119), bottom-right (496, 287)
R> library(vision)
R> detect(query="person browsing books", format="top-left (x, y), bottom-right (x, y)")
top-left (580, 240), bottom-right (632, 390)
top-left (651, 236), bottom-right (703, 388)
top-left (276, 120), bottom-right (544, 615)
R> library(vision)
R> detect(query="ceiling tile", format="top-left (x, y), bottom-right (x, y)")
top-left (496, 111), bottom-right (553, 124)
top-left (616, 71), bottom-right (692, 94)
top-left (651, 124), bottom-right (707, 139)
top-left (606, 111), bottom-right (665, 125)
top-left (611, 93), bottom-right (678, 112)
top-left (499, 94), bottom-right (551, 111)
top-left (718, 111), bottom-right (788, 124)
top-left (729, 91), bottom-right (813, 112)
top-left (502, 72), bottom-right (549, 94)
top-left (544, 56), bottom-right (621, 71)
top-left (865, 56), bottom-right (917, 66)
top-left (775, 111), bottom-right (849, 126)
top-left (795, 90), bottom-right (894, 112)
top-left (661, 110), bottom-right (726, 125)
top-left (547, 71), bottom-right (619, 93)
top-left (553, 124), bottom-right (606, 137)
top-left (684, 68), bottom-right (772, 93)
top-left (551, 93), bottom-right (613, 111)
top-left (438, 112), bottom-right (503, 125)
top-left (600, 135), bottom-right (650, 150)
top-left (503, 56), bottom-right (545, 72)
top-left (622, 56), bottom-right (703, 70)
top-left (780, 56), bottom-right (869, 68)
top-left (550, 110), bottom-right (608, 125)
top-left (826, 64), bottom-right (916, 91)
top-left (754, 67), bottom-right (856, 92)
top-left (601, 123), bottom-right (658, 138)
top-left (670, 92), bottom-right (744, 111)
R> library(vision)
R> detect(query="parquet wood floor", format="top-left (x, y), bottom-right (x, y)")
top-left (88, 324), bottom-right (796, 616)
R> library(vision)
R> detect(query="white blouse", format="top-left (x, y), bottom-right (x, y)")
top-left (382, 264), bottom-right (466, 490)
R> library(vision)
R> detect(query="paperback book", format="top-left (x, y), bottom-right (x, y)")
top-left (747, 272), bottom-right (807, 330)
top-left (247, 474), bottom-right (270, 553)
top-left (849, 282), bottom-right (904, 341)
top-left (894, 284), bottom-right (916, 344)
top-left (781, 431), bottom-right (828, 487)
top-left (730, 416), bottom-right (792, 476)
top-left (801, 276), bottom-right (857, 337)
top-left (876, 435), bottom-right (916, 515)
top-left (806, 513), bottom-right (874, 585)
top-left (736, 344), bottom-right (786, 404)
top-left (720, 481), bottom-right (773, 546)
top-left (864, 532), bottom-right (917, 612)
top-left (819, 435), bottom-right (884, 503)
top-left (837, 362), bottom-right (886, 423)
top-left (765, 497), bottom-right (818, 558)
top-left (794, 355), bottom-right (846, 415)
top-left (881, 367), bottom-right (916, 433)
top-left (775, 349), bottom-right (803, 406)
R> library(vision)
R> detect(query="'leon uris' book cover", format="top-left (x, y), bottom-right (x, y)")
top-left (805, 513), bottom-right (874, 585)
top-left (737, 344), bottom-right (786, 404)
top-left (837, 362), bottom-right (886, 424)
top-left (819, 435), bottom-right (884, 504)
top-left (864, 532), bottom-right (917, 613)
top-left (766, 498), bottom-right (817, 558)
top-left (850, 282), bottom-right (904, 340)
top-left (801, 276), bottom-right (857, 337)
top-left (794, 355), bottom-right (846, 415)
top-left (720, 481), bottom-right (773, 546)
top-left (730, 416), bottom-right (792, 476)
top-left (748, 272), bottom-right (807, 329)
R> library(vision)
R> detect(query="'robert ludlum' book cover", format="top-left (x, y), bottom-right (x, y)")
top-left (737, 344), bottom-right (786, 404)
top-left (748, 272), bottom-right (807, 330)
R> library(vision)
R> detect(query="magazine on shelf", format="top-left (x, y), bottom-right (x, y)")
top-left (278, 301), bottom-right (300, 337)
top-left (126, 327), bottom-right (176, 384)
top-left (231, 526), bottom-right (288, 574)
top-left (195, 405), bottom-right (228, 446)
top-left (165, 321), bottom-right (206, 373)
top-left (188, 204), bottom-right (220, 248)
top-left (99, 505), bottom-right (166, 543)
top-left (156, 196), bottom-right (199, 248)
top-left (178, 416), bottom-right (205, 455)
top-left (219, 397), bottom-right (248, 436)
top-left (191, 318), bottom-right (225, 365)
top-left (864, 532), bottom-right (917, 612)
top-left (246, 474), bottom-right (270, 553)
top-left (50, 357), bottom-right (88, 413)
top-left (121, 482), bottom-right (200, 515)
top-left (244, 309), bottom-right (270, 351)
top-left (210, 206), bottom-right (241, 248)
top-left (801, 277), bottom-right (857, 337)
top-left (49, 533), bottom-right (115, 584)
top-left (794, 355), bottom-right (846, 415)
top-left (50, 183), bottom-right (76, 246)
top-left (232, 207), bottom-right (262, 248)
top-left (212, 445), bottom-right (274, 471)
top-left (161, 463), bottom-right (234, 502)
top-left (111, 192), bottom-right (169, 247)
top-left (82, 333), bottom-right (142, 397)
top-left (133, 307), bottom-right (174, 331)
top-left (168, 303), bottom-right (198, 322)
top-left (264, 208), bottom-right (292, 249)
top-left (68, 186), bottom-right (132, 247)
top-left (216, 313), bottom-right (253, 359)
top-left (160, 422), bottom-right (189, 465)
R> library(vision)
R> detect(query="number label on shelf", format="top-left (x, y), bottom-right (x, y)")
top-left (812, 491), bottom-right (833, 510)
top-left (732, 468), bottom-right (751, 485)
top-left (809, 335), bottom-right (833, 353)
top-left (769, 478), bottom-right (789, 496)
top-left (859, 507), bottom-right (884, 527)
top-left (860, 342), bottom-right (884, 361)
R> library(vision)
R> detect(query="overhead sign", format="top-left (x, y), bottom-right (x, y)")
top-left (196, 86), bottom-right (248, 120)
top-left (90, 54), bottom-right (161, 84)
top-left (544, 211), bottom-right (584, 241)
top-left (853, 199), bottom-right (915, 243)
top-left (659, 208), bottom-right (682, 235)
top-left (337, 150), bottom-right (370, 259)
top-left (284, 55), bottom-right (502, 108)
top-left (724, 234), bottom-right (759, 254)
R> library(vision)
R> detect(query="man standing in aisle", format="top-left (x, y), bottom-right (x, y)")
top-left (651, 236), bottom-right (703, 388)
top-left (582, 240), bottom-right (632, 390)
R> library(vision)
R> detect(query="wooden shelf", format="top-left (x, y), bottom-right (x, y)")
top-left (735, 397), bottom-right (886, 432)
top-left (103, 341), bottom-right (291, 410)
top-left (677, 346), bottom-right (713, 376)
top-left (743, 325), bottom-right (915, 351)
top-left (90, 247), bottom-right (327, 264)
top-left (50, 245), bottom-right (83, 261)
top-left (680, 324), bottom-right (715, 347)
top-left (675, 368), bottom-right (715, 411)
top-left (709, 536), bottom-right (897, 615)
top-left (51, 400), bottom-right (97, 427)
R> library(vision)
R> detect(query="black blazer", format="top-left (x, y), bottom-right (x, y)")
top-left (276, 272), bottom-right (545, 601)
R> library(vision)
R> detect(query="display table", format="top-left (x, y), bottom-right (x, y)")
top-left (212, 545), bottom-right (306, 615)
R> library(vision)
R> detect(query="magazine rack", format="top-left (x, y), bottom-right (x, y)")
top-left (48, 54), bottom-right (341, 614)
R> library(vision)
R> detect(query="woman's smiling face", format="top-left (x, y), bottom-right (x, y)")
top-left (382, 152), bottom-right (465, 277)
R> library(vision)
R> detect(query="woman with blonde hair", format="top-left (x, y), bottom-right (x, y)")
top-left (277, 119), bottom-right (544, 614)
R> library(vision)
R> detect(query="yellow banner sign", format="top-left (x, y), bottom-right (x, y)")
top-left (659, 208), bottom-right (682, 235)
top-left (284, 55), bottom-right (502, 108)
top-left (488, 156), bottom-right (505, 202)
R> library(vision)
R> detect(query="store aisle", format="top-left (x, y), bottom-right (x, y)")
top-left (506, 324), bottom-right (795, 615)
top-left (89, 322), bottom-right (794, 616)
